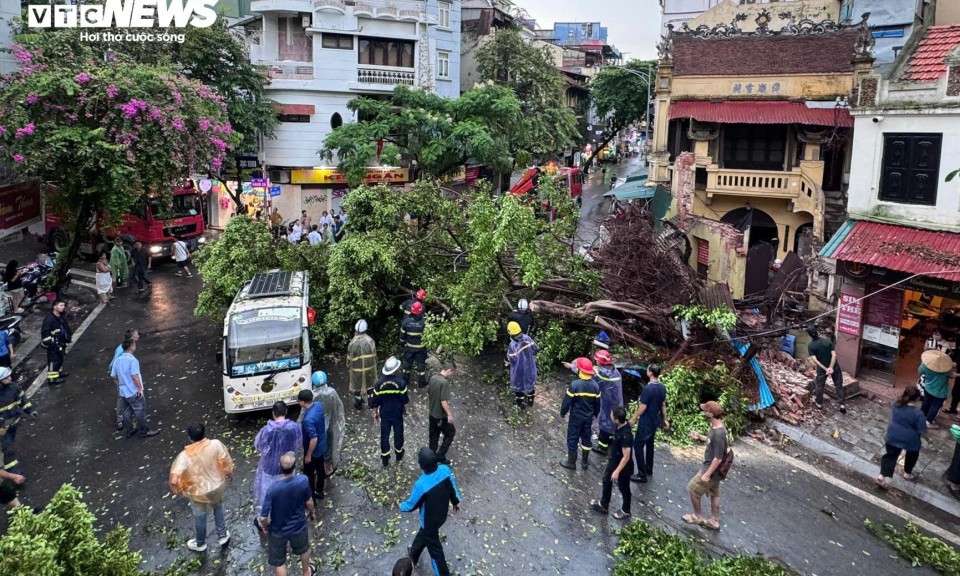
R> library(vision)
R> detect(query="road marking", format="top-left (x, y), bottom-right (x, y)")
top-left (743, 438), bottom-right (960, 548)
top-left (72, 280), bottom-right (97, 291)
top-left (24, 300), bottom-right (107, 399)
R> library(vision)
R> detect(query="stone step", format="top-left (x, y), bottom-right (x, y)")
top-left (805, 372), bottom-right (861, 400)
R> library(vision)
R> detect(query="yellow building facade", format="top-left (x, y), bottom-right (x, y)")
top-left (650, 10), bottom-right (875, 298)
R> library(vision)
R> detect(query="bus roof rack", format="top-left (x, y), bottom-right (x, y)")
top-left (246, 270), bottom-right (294, 298)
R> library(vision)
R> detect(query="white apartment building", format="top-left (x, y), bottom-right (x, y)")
top-left (244, 0), bottom-right (460, 218)
top-left (0, 1), bottom-right (19, 76)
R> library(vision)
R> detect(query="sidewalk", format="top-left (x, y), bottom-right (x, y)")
top-left (769, 394), bottom-right (960, 519)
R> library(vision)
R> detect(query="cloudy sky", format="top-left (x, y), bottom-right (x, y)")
top-left (513, 0), bottom-right (663, 61)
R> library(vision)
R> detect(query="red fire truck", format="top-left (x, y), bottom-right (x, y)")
top-left (509, 164), bottom-right (584, 217)
top-left (43, 183), bottom-right (206, 258)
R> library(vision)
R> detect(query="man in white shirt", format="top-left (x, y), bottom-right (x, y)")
top-left (173, 237), bottom-right (194, 278)
top-left (319, 211), bottom-right (334, 229)
top-left (307, 225), bottom-right (322, 246)
top-left (288, 222), bottom-right (303, 243)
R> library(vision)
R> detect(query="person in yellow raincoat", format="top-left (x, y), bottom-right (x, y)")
top-left (169, 423), bottom-right (235, 552)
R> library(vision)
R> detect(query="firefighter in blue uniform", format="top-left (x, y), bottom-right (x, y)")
top-left (400, 301), bottom-right (428, 388)
top-left (559, 357), bottom-right (601, 470)
top-left (593, 350), bottom-right (623, 456)
top-left (401, 289), bottom-right (427, 316)
top-left (370, 356), bottom-right (409, 467)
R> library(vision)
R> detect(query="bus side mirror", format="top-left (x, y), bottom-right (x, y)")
top-left (216, 351), bottom-right (223, 363)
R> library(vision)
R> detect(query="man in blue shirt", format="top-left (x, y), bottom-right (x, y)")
top-left (260, 451), bottom-right (316, 576)
top-left (109, 329), bottom-right (139, 431)
top-left (400, 447), bottom-right (461, 576)
top-left (110, 339), bottom-right (159, 438)
top-left (298, 390), bottom-right (326, 504)
top-left (629, 364), bottom-right (669, 483)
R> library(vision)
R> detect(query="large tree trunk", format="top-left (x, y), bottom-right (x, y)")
top-left (51, 198), bottom-right (94, 293)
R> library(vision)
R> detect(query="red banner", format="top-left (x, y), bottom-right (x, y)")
top-left (0, 181), bottom-right (42, 237)
top-left (837, 292), bottom-right (863, 336)
top-left (697, 239), bottom-right (709, 265)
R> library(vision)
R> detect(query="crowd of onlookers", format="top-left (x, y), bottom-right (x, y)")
top-left (268, 208), bottom-right (347, 245)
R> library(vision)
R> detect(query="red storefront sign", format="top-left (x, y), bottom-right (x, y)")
top-left (697, 239), bottom-right (709, 265)
top-left (0, 181), bottom-right (42, 238)
top-left (837, 292), bottom-right (862, 336)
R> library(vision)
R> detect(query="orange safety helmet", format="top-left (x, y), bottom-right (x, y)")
top-left (576, 357), bottom-right (595, 376)
top-left (593, 350), bottom-right (613, 366)
top-left (411, 301), bottom-right (424, 315)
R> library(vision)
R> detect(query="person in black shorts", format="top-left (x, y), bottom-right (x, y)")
top-left (259, 452), bottom-right (317, 576)
top-left (591, 406), bottom-right (634, 520)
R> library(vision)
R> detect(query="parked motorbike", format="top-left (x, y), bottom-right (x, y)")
top-left (18, 252), bottom-right (60, 310)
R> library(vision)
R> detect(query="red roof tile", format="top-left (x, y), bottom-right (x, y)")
top-left (669, 100), bottom-right (853, 127)
top-left (902, 25), bottom-right (960, 83)
top-left (829, 221), bottom-right (960, 280)
top-left (672, 30), bottom-right (860, 77)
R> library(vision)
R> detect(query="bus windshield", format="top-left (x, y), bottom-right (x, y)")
top-left (227, 307), bottom-right (303, 377)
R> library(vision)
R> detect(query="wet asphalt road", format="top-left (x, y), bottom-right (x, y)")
top-left (576, 156), bottom-right (643, 247)
top-left (2, 245), bottom-right (955, 575)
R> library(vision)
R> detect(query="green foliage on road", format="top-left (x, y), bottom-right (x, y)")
top-left (475, 27), bottom-right (580, 162)
top-left (656, 364), bottom-right (746, 447)
top-left (865, 520), bottom-right (960, 574)
top-left (195, 179), bottom-right (583, 357)
top-left (614, 519), bottom-right (797, 575)
top-left (672, 305), bottom-right (738, 331)
top-left (321, 85), bottom-right (522, 187)
top-left (0, 484), bottom-right (202, 576)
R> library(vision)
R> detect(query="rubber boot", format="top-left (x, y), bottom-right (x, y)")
top-left (353, 395), bottom-right (364, 410)
top-left (559, 449), bottom-right (577, 470)
top-left (581, 449), bottom-right (590, 470)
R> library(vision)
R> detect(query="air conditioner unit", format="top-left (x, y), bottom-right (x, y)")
top-left (269, 169), bottom-right (291, 184)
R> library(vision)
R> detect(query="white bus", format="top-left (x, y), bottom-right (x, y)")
top-left (218, 270), bottom-right (312, 413)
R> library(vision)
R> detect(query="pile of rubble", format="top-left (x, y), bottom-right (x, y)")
top-left (755, 347), bottom-right (823, 425)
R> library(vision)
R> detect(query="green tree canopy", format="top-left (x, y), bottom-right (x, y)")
top-left (587, 59), bottom-right (655, 163)
top-left (475, 26), bottom-right (580, 162)
top-left (0, 35), bottom-right (239, 285)
top-left (321, 85), bottom-right (522, 187)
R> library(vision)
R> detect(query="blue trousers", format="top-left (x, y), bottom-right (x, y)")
top-left (380, 416), bottom-right (405, 462)
top-left (567, 416), bottom-right (593, 452)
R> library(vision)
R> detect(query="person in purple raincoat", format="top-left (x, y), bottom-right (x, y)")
top-left (253, 401), bottom-right (303, 533)
top-left (506, 321), bottom-right (538, 409)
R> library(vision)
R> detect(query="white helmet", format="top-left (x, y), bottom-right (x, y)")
top-left (0, 367), bottom-right (11, 381)
top-left (355, 319), bottom-right (368, 333)
top-left (382, 356), bottom-right (401, 375)
top-left (517, 299), bottom-right (529, 311)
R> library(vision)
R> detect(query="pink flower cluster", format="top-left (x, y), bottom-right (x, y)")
top-left (106, 84), bottom-right (119, 99)
top-left (13, 154), bottom-right (25, 163)
top-left (119, 99), bottom-right (148, 119)
top-left (74, 72), bottom-right (91, 85)
top-left (198, 118), bottom-right (212, 131)
top-left (11, 45), bottom-right (31, 65)
top-left (209, 137), bottom-right (228, 151)
top-left (24, 94), bottom-right (39, 105)
top-left (15, 123), bottom-right (35, 138)
top-left (171, 117), bottom-right (186, 132)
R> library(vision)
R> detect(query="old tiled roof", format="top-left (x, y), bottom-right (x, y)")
top-left (672, 29), bottom-right (860, 76)
top-left (901, 25), bottom-right (960, 83)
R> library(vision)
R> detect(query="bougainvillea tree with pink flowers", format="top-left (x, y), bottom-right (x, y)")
top-left (0, 41), bottom-right (239, 287)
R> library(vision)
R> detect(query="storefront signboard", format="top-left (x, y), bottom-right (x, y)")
top-left (839, 262), bottom-right (960, 299)
top-left (837, 292), bottom-right (862, 336)
top-left (291, 168), bottom-right (409, 185)
top-left (862, 287), bottom-right (902, 348)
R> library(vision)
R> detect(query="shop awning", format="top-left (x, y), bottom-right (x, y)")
top-left (668, 100), bottom-right (853, 128)
top-left (819, 220), bottom-right (960, 280)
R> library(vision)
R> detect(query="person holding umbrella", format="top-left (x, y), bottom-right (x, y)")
top-left (918, 349), bottom-right (960, 428)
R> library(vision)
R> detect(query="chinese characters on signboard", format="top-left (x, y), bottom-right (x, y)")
top-left (731, 82), bottom-right (781, 95)
top-left (837, 292), bottom-right (862, 336)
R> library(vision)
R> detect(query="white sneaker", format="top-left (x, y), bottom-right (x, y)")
top-left (218, 531), bottom-right (231, 547)
top-left (186, 538), bottom-right (207, 552)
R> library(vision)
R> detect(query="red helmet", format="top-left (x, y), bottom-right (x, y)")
top-left (575, 357), bottom-right (594, 375)
top-left (416, 289), bottom-right (427, 300)
top-left (411, 302), bottom-right (424, 315)
top-left (593, 350), bottom-right (613, 366)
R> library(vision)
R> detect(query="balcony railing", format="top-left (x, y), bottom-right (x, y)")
top-left (265, 62), bottom-right (314, 80)
top-left (356, 65), bottom-right (415, 87)
top-left (708, 168), bottom-right (797, 198)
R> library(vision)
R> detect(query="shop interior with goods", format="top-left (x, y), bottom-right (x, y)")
top-left (856, 284), bottom-right (960, 392)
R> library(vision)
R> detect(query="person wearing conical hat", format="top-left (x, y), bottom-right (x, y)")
top-left (918, 348), bottom-right (960, 428)
top-left (806, 326), bottom-right (846, 415)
